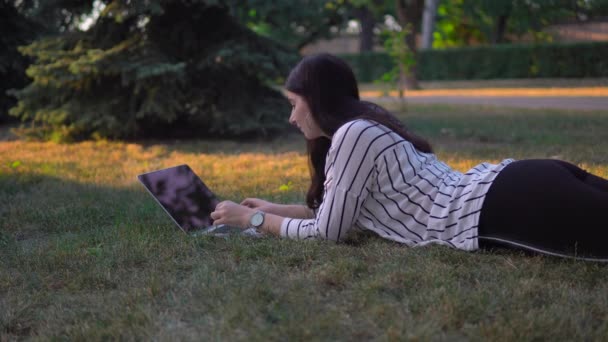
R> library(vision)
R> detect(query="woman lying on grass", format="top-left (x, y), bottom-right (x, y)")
top-left (211, 53), bottom-right (608, 261)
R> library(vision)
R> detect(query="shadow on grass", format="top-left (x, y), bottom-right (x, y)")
top-left (0, 172), bottom-right (174, 239)
top-left (0, 171), bottom-right (385, 340)
top-left (130, 131), bottom-right (307, 156)
top-left (0, 171), bottom-right (286, 339)
top-left (2, 172), bottom-right (608, 340)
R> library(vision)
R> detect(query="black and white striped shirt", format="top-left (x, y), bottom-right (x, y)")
top-left (280, 119), bottom-right (514, 250)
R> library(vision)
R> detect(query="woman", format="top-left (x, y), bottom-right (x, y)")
top-left (211, 53), bottom-right (608, 261)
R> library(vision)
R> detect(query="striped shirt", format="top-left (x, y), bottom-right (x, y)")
top-left (280, 119), bottom-right (514, 251)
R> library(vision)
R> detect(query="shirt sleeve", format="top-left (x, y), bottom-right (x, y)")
top-left (280, 120), bottom-right (383, 242)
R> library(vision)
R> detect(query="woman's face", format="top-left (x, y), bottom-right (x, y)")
top-left (286, 90), bottom-right (327, 139)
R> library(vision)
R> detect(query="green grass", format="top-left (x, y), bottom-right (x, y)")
top-left (1, 103), bottom-right (608, 340)
top-left (359, 77), bottom-right (608, 90)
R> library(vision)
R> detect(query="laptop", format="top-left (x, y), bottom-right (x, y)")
top-left (137, 164), bottom-right (262, 237)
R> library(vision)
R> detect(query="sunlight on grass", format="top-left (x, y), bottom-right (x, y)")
top-left (0, 141), bottom-right (310, 195)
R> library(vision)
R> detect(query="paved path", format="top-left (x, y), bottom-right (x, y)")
top-left (360, 87), bottom-right (608, 111)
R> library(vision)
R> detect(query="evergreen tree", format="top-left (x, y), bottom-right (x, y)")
top-left (0, 1), bottom-right (40, 123)
top-left (9, 0), bottom-right (297, 140)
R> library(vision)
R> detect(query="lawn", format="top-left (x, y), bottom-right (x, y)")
top-left (359, 77), bottom-right (608, 90)
top-left (1, 103), bottom-right (608, 340)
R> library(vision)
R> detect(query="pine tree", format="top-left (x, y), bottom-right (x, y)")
top-left (9, 0), bottom-right (297, 140)
top-left (0, 1), bottom-right (40, 123)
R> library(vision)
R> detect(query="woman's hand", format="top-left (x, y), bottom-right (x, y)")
top-left (210, 200), bottom-right (255, 228)
top-left (241, 198), bottom-right (276, 213)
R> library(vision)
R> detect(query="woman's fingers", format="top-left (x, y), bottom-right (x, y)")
top-left (210, 200), bottom-right (252, 228)
top-left (210, 210), bottom-right (219, 220)
top-left (211, 200), bottom-right (229, 223)
top-left (241, 198), bottom-right (259, 208)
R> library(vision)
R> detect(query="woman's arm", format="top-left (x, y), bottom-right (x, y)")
top-left (211, 121), bottom-right (382, 241)
top-left (279, 120), bottom-right (381, 241)
top-left (209, 200), bottom-right (283, 237)
top-left (272, 204), bottom-right (314, 219)
top-left (241, 198), bottom-right (314, 219)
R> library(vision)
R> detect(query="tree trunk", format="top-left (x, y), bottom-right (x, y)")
top-left (421, 0), bottom-right (439, 49)
top-left (354, 6), bottom-right (376, 53)
top-left (404, 28), bottom-right (419, 89)
top-left (395, 0), bottom-right (424, 89)
top-left (492, 14), bottom-right (508, 44)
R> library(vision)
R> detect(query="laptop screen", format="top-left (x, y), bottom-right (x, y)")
top-left (137, 164), bottom-right (219, 232)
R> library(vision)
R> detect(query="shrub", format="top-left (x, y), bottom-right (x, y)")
top-left (339, 41), bottom-right (608, 82)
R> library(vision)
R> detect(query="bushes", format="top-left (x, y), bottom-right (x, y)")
top-left (340, 42), bottom-right (608, 82)
top-left (339, 52), bottom-right (394, 85)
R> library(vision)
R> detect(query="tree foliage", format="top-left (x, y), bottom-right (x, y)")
top-left (9, 0), bottom-right (298, 141)
top-left (0, 0), bottom-right (41, 123)
top-left (434, 0), bottom-right (608, 47)
top-left (13, 0), bottom-right (96, 33)
top-left (347, 0), bottom-right (394, 52)
top-left (377, 27), bottom-right (415, 97)
top-left (462, 0), bottom-right (572, 44)
top-left (229, 0), bottom-right (350, 51)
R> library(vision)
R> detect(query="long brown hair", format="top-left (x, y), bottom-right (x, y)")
top-left (285, 53), bottom-right (432, 209)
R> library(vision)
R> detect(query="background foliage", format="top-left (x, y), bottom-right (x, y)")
top-left (433, 0), bottom-right (608, 47)
top-left (2, 0), bottom-right (608, 140)
top-left (0, 1), bottom-right (40, 124)
top-left (340, 41), bottom-right (608, 82)
top-left (6, 0), bottom-right (297, 141)
top-left (229, 0), bottom-right (349, 50)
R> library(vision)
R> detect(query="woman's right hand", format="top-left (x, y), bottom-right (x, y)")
top-left (240, 198), bottom-right (277, 213)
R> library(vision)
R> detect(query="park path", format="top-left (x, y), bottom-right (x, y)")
top-left (360, 87), bottom-right (608, 111)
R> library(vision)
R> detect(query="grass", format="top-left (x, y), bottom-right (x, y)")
top-left (359, 78), bottom-right (608, 91)
top-left (1, 103), bottom-right (608, 340)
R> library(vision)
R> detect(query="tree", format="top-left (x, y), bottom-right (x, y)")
top-left (432, 0), bottom-right (484, 48)
top-left (229, 0), bottom-right (350, 51)
top-left (420, 0), bottom-right (439, 49)
top-left (352, 5), bottom-right (377, 52)
top-left (461, 0), bottom-right (594, 44)
top-left (578, 0), bottom-right (608, 18)
top-left (432, 0), bottom-right (608, 48)
top-left (0, 0), bottom-right (41, 123)
top-left (348, 0), bottom-right (393, 53)
top-left (9, 0), bottom-right (298, 141)
top-left (395, 0), bottom-right (424, 89)
top-left (13, 0), bottom-right (96, 33)
top-left (378, 27), bottom-right (415, 100)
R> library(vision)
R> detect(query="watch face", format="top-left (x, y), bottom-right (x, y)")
top-left (251, 212), bottom-right (264, 226)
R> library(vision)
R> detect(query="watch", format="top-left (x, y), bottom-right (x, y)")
top-left (249, 211), bottom-right (265, 230)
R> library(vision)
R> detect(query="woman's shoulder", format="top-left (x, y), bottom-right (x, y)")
top-left (333, 119), bottom-right (388, 144)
